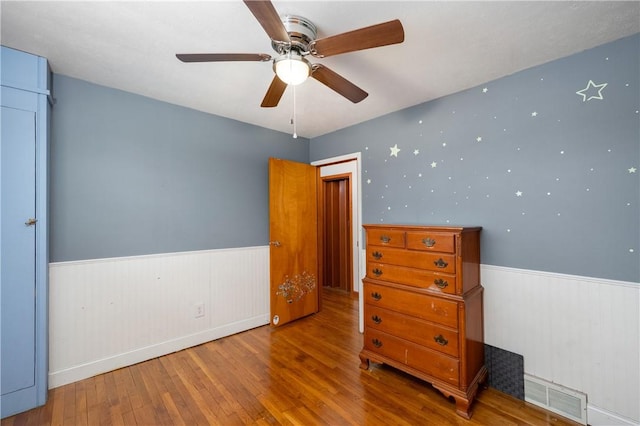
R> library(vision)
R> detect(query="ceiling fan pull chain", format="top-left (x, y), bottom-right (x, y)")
top-left (292, 84), bottom-right (298, 139)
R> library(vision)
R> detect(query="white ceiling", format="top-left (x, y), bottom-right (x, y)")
top-left (1, 1), bottom-right (639, 138)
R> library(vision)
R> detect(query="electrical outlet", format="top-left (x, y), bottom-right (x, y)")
top-left (194, 303), bottom-right (205, 318)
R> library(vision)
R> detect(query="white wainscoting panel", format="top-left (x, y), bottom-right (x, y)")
top-left (49, 246), bottom-right (270, 388)
top-left (482, 265), bottom-right (639, 425)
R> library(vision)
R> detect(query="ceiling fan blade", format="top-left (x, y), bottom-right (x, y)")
top-left (176, 53), bottom-right (271, 62)
top-left (243, 0), bottom-right (290, 42)
top-left (311, 64), bottom-right (368, 104)
top-left (261, 75), bottom-right (288, 107)
top-left (310, 19), bottom-right (404, 58)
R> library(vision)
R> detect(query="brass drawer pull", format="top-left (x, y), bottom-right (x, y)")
top-left (434, 278), bottom-right (449, 289)
top-left (422, 237), bottom-right (436, 247)
top-left (371, 292), bottom-right (382, 301)
top-left (434, 258), bottom-right (448, 268)
top-left (372, 251), bottom-right (383, 260)
top-left (372, 268), bottom-right (383, 277)
top-left (434, 335), bottom-right (448, 346)
top-left (372, 338), bottom-right (383, 348)
top-left (371, 315), bottom-right (382, 324)
top-left (380, 235), bottom-right (391, 243)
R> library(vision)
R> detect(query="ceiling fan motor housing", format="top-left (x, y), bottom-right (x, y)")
top-left (271, 15), bottom-right (317, 55)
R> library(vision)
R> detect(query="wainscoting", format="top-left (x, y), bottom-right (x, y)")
top-left (49, 249), bottom-right (638, 425)
top-left (48, 246), bottom-right (270, 388)
top-left (482, 265), bottom-right (639, 426)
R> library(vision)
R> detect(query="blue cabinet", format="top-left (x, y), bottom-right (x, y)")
top-left (1, 46), bottom-right (50, 418)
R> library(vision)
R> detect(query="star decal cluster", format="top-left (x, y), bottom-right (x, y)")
top-left (361, 47), bottom-right (638, 276)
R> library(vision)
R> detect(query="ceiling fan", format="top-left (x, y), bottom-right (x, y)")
top-left (176, 0), bottom-right (404, 108)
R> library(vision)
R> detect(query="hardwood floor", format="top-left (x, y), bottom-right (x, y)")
top-left (2, 288), bottom-right (580, 426)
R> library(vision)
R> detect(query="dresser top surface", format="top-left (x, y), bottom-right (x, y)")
top-left (363, 224), bottom-right (482, 232)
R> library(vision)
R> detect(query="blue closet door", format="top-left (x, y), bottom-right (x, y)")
top-left (1, 106), bottom-right (37, 397)
top-left (1, 45), bottom-right (49, 419)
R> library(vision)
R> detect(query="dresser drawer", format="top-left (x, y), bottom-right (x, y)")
top-left (367, 262), bottom-right (457, 294)
top-left (367, 246), bottom-right (456, 274)
top-left (365, 304), bottom-right (459, 357)
top-left (406, 231), bottom-right (455, 253)
top-left (364, 281), bottom-right (459, 329)
top-left (367, 229), bottom-right (406, 248)
top-left (364, 328), bottom-right (459, 386)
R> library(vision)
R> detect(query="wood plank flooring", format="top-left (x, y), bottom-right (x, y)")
top-left (2, 288), bottom-right (580, 425)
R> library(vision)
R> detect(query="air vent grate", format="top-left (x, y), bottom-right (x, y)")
top-left (524, 374), bottom-right (587, 425)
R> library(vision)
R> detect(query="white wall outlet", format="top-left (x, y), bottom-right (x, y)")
top-left (194, 303), bottom-right (205, 318)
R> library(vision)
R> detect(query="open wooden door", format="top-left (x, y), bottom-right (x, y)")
top-left (269, 158), bottom-right (318, 327)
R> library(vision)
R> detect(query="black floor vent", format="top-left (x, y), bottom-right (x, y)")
top-left (484, 344), bottom-right (524, 400)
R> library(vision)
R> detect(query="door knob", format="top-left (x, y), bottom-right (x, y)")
top-left (25, 218), bottom-right (37, 226)
top-left (269, 240), bottom-right (281, 247)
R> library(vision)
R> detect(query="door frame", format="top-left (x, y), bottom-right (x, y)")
top-left (311, 152), bottom-right (363, 332)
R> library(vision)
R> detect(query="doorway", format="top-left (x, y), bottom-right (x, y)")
top-left (312, 153), bottom-right (363, 332)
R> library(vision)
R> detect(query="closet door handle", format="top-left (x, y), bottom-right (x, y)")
top-left (25, 218), bottom-right (37, 226)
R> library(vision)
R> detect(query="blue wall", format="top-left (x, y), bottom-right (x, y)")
top-left (311, 34), bottom-right (640, 282)
top-left (51, 75), bottom-right (309, 262)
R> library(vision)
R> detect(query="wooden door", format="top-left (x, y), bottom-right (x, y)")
top-left (322, 177), bottom-right (352, 291)
top-left (269, 158), bottom-right (319, 327)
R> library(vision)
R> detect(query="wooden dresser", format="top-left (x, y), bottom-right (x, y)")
top-left (359, 224), bottom-right (486, 419)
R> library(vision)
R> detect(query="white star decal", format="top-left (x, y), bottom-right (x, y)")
top-left (531, 111), bottom-right (538, 117)
top-left (576, 80), bottom-right (608, 102)
top-left (629, 167), bottom-right (637, 173)
top-left (516, 191), bottom-right (523, 197)
top-left (482, 87), bottom-right (488, 93)
top-left (389, 144), bottom-right (400, 157)
top-left (366, 178), bottom-right (371, 184)
top-left (413, 149), bottom-right (420, 156)
top-left (476, 136), bottom-right (482, 142)
top-left (430, 162), bottom-right (437, 168)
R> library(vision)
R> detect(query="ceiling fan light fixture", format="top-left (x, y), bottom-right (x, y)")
top-left (274, 52), bottom-right (310, 86)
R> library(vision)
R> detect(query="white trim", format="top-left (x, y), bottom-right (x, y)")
top-left (49, 245), bottom-right (268, 267)
top-left (311, 152), bottom-right (361, 167)
top-left (481, 264), bottom-right (639, 288)
top-left (587, 405), bottom-right (640, 426)
top-left (48, 315), bottom-right (268, 388)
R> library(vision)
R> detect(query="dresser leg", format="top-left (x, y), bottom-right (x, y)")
top-left (432, 385), bottom-right (474, 419)
top-left (454, 398), bottom-right (472, 420)
top-left (358, 353), bottom-right (370, 370)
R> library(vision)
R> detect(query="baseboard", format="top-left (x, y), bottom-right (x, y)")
top-left (587, 405), bottom-right (639, 426)
top-left (48, 314), bottom-right (269, 388)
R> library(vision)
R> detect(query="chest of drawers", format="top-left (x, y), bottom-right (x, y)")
top-left (359, 225), bottom-right (486, 419)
